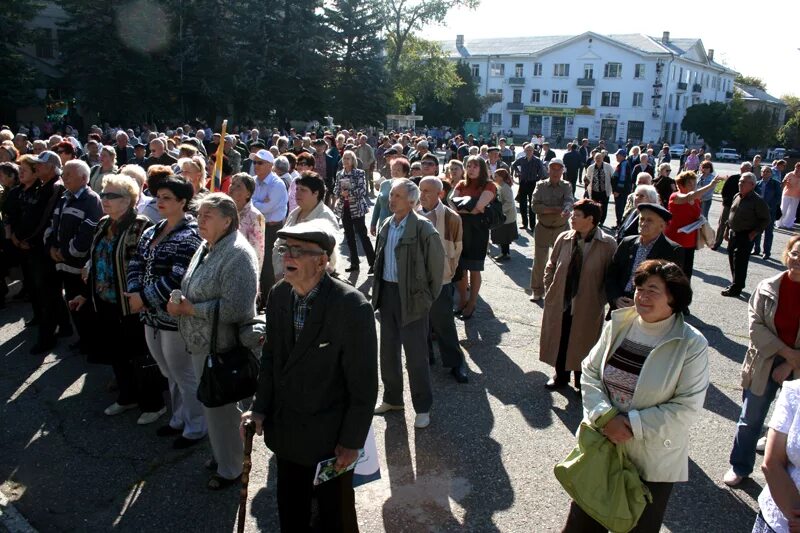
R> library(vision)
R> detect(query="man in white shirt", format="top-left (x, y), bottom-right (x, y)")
top-left (250, 149), bottom-right (288, 296)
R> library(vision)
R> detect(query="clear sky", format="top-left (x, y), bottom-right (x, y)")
top-left (421, 1), bottom-right (800, 99)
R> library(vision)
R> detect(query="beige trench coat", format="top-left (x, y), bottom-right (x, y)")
top-left (539, 228), bottom-right (617, 371)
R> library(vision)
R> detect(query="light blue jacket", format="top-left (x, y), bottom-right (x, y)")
top-left (581, 307), bottom-right (709, 482)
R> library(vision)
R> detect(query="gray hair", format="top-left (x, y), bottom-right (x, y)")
top-left (274, 155), bottom-right (291, 174)
top-left (636, 172), bottom-right (653, 185)
top-left (120, 164), bottom-right (146, 190)
top-left (634, 184), bottom-right (658, 203)
top-left (740, 172), bottom-right (757, 184)
top-left (197, 192), bottom-right (240, 234)
top-left (639, 153), bottom-right (649, 162)
top-left (64, 159), bottom-right (90, 182)
top-left (231, 172), bottom-right (256, 198)
top-left (740, 161), bottom-right (753, 171)
top-left (419, 176), bottom-right (443, 193)
top-left (100, 145), bottom-right (117, 162)
top-left (391, 178), bottom-right (421, 204)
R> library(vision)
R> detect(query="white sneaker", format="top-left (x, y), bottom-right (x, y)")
top-left (756, 436), bottom-right (767, 453)
top-left (529, 292), bottom-right (543, 302)
top-left (104, 402), bottom-right (137, 416)
top-left (374, 402), bottom-right (404, 414)
top-left (414, 413), bottom-right (431, 428)
top-left (722, 468), bottom-right (746, 487)
top-left (137, 407), bottom-right (167, 425)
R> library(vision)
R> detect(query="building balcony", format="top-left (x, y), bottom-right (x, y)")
top-left (677, 82), bottom-right (687, 91)
top-left (506, 102), bottom-right (524, 111)
top-left (507, 77), bottom-right (525, 85)
top-left (577, 78), bottom-right (595, 87)
top-left (692, 83), bottom-right (702, 93)
top-left (471, 75), bottom-right (481, 84)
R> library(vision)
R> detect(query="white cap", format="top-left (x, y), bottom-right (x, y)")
top-left (548, 158), bottom-right (564, 167)
top-left (249, 149), bottom-right (275, 163)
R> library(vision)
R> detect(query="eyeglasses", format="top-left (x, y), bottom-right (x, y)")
top-left (276, 244), bottom-right (326, 258)
top-left (788, 251), bottom-right (800, 260)
top-left (254, 161), bottom-right (267, 166)
top-left (100, 192), bottom-right (125, 200)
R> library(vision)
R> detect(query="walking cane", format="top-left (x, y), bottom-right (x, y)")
top-left (237, 420), bottom-right (256, 533)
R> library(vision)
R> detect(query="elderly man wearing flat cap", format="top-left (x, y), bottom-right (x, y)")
top-left (242, 220), bottom-right (377, 533)
top-left (605, 202), bottom-right (684, 312)
top-left (250, 149), bottom-right (288, 298)
top-left (486, 146), bottom-right (509, 177)
top-left (529, 158), bottom-right (573, 302)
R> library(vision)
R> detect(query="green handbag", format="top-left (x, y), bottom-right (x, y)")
top-left (554, 408), bottom-right (653, 533)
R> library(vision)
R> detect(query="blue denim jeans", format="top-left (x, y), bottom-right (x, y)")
top-left (729, 358), bottom-right (782, 476)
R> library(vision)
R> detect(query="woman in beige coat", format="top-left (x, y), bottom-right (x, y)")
top-left (540, 199), bottom-right (617, 390)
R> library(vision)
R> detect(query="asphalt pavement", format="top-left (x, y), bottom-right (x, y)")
top-left (0, 155), bottom-right (795, 532)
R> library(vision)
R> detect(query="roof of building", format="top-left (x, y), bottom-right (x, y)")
top-left (734, 84), bottom-right (786, 106)
top-left (441, 32), bottom-right (736, 73)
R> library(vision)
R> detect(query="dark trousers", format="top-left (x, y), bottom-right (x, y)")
top-left (682, 247), bottom-right (695, 282)
top-left (614, 189), bottom-right (630, 226)
top-left (427, 283), bottom-right (465, 368)
top-left (714, 204), bottom-right (731, 248)
top-left (60, 271), bottom-right (91, 344)
top-left (752, 215), bottom-right (775, 256)
top-left (554, 309), bottom-right (580, 385)
top-left (565, 174), bottom-right (578, 196)
top-left (517, 182), bottom-right (536, 228)
top-left (31, 253), bottom-right (71, 343)
top-left (261, 223), bottom-right (282, 294)
top-left (379, 282), bottom-right (432, 413)
top-left (591, 191), bottom-right (609, 227)
top-left (276, 456), bottom-right (358, 533)
top-left (93, 299), bottom-right (166, 411)
top-left (18, 250), bottom-right (41, 323)
top-left (728, 230), bottom-right (754, 291)
top-left (563, 481), bottom-right (673, 532)
top-left (341, 210), bottom-right (375, 267)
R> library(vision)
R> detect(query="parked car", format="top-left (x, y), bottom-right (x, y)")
top-left (714, 148), bottom-right (741, 162)
top-left (669, 144), bottom-right (686, 157)
top-left (766, 147), bottom-right (786, 161)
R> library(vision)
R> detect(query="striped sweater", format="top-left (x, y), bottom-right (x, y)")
top-left (44, 186), bottom-right (103, 274)
top-left (126, 215), bottom-right (202, 330)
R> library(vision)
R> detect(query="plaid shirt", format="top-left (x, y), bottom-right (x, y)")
top-left (292, 282), bottom-right (322, 341)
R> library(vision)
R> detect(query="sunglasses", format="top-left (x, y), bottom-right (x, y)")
top-left (100, 192), bottom-right (125, 200)
top-left (254, 161), bottom-right (267, 166)
top-left (276, 244), bottom-right (326, 258)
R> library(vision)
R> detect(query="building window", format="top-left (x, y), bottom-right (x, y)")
top-left (683, 96), bottom-right (688, 108)
top-left (584, 64), bottom-right (594, 79)
top-left (672, 65), bottom-right (676, 81)
top-left (515, 64), bottom-right (524, 78)
top-left (488, 113), bottom-right (502, 126)
top-left (35, 28), bottom-right (54, 59)
top-left (632, 92), bottom-right (644, 107)
top-left (531, 89), bottom-right (540, 103)
top-left (490, 63), bottom-right (505, 77)
top-left (628, 121), bottom-right (644, 142)
top-left (471, 64), bottom-right (480, 78)
top-left (600, 119), bottom-right (618, 141)
top-left (553, 63), bottom-right (570, 77)
top-left (552, 90), bottom-right (568, 104)
top-left (581, 91), bottom-right (592, 106)
top-left (604, 62), bottom-right (622, 78)
top-left (634, 64), bottom-right (646, 79)
top-left (675, 96), bottom-right (680, 110)
top-left (511, 114), bottom-right (521, 129)
top-left (669, 94), bottom-right (673, 108)
top-left (533, 63), bottom-right (542, 76)
top-left (679, 67), bottom-right (684, 83)
top-left (601, 91), bottom-right (620, 107)
top-left (513, 89), bottom-right (522, 103)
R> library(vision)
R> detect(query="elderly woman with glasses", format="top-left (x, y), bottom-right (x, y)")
top-left (167, 193), bottom-right (260, 490)
top-left (68, 175), bottom-right (167, 425)
top-left (334, 149), bottom-right (375, 272)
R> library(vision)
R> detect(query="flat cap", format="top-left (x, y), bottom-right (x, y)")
top-left (277, 220), bottom-right (337, 256)
top-left (636, 202), bottom-right (672, 222)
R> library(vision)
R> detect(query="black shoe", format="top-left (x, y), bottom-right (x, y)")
top-left (345, 265), bottom-right (360, 272)
top-left (544, 376), bottom-right (568, 390)
top-left (57, 327), bottom-right (74, 338)
top-left (367, 266), bottom-right (374, 275)
top-left (721, 288), bottom-right (741, 298)
top-left (763, 254), bottom-right (771, 260)
top-left (29, 339), bottom-right (56, 355)
top-left (450, 365), bottom-right (469, 384)
top-left (173, 436), bottom-right (204, 450)
top-left (24, 318), bottom-right (39, 329)
top-left (156, 425), bottom-right (183, 437)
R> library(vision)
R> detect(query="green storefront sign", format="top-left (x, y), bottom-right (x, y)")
top-left (524, 106), bottom-right (595, 117)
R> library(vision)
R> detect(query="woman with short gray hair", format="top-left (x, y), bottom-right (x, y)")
top-left (228, 172), bottom-right (266, 272)
top-left (167, 192), bottom-right (260, 490)
top-left (89, 146), bottom-right (118, 192)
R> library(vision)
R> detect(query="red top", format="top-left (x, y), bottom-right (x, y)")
top-left (454, 179), bottom-right (497, 199)
top-left (665, 192), bottom-right (701, 249)
top-left (776, 273), bottom-right (800, 348)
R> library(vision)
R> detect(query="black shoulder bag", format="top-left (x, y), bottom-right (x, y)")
top-left (197, 301), bottom-right (260, 408)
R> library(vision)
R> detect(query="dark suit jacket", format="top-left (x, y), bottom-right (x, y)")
top-left (615, 210), bottom-right (639, 242)
top-left (579, 146), bottom-right (592, 166)
top-left (253, 274), bottom-right (378, 467)
top-left (756, 178), bottom-right (782, 218)
top-left (605, 233), bottom-right (684, 308)
top-left (563, 150), bottom-right (582, 181)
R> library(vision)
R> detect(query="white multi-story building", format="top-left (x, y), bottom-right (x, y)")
top-left (440, 31), bottom-right (737, 146)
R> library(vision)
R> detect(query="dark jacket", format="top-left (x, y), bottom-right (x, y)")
top-left (253, 274), bottom-right (378, 467)
top-left (114, 145), bottom-right (135, 166)
top-left (510, 155), bottom-right (545, 186)
top-left (755, 177), bottom-right (782, 218)
top-left (22, 177), bottom-right (65, 249)
top-left (606, 233), bottom-right (684, 308)
top-left (613, 159), bottom-right (634, 195)
top-left (88, 211), bottom-right (153, 315)
top-left (721, 174), bottom-right (741, 208)
top-left (615, 210), bottom-right (640, 242)
top-left (632, 163), bottom-right (655, 179)
top-left (126, 215), bottom-right (203, 330)
top-left (44, 186), bottom-right (103, 275)
top-left (579, 145), bottom-right (592, 166)
top-left (562, 149), bottom-right (582, 181)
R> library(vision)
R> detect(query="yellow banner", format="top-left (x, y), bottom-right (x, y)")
top-left (212, 119), bottom-right (228, 192)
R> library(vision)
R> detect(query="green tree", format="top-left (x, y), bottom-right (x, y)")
top-left (0, 0), bottom-right (44, 123)
top-left (323, 0), bottom-right (387, 126)
top-left (776, 95), bottom-right (800, 149)
top-left (681, 101), bottom-right (732, 152)
top-left (416, 61), bottom-right (482, 126)
top-left (387, 34), bottom-right (462, 113)
top-left (734, 74), bottom-right (767, 90)
top-left (728, 93), bottom-right (777, 152)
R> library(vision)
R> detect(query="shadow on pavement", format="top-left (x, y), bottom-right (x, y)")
top-left (704, 383), bottom-right (743, 423)
top-left (685, 315), bottom-right (748, 364)
top-left (692, 269), bottom-right (734, 289)
top-left (251, 454), bottom-right (279, 531)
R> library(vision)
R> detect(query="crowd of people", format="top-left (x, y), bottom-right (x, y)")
top-left (1, 121), bottom-right (799, 532)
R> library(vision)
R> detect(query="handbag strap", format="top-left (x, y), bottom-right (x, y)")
top-left (210, 300), bottom-right (220, 356)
